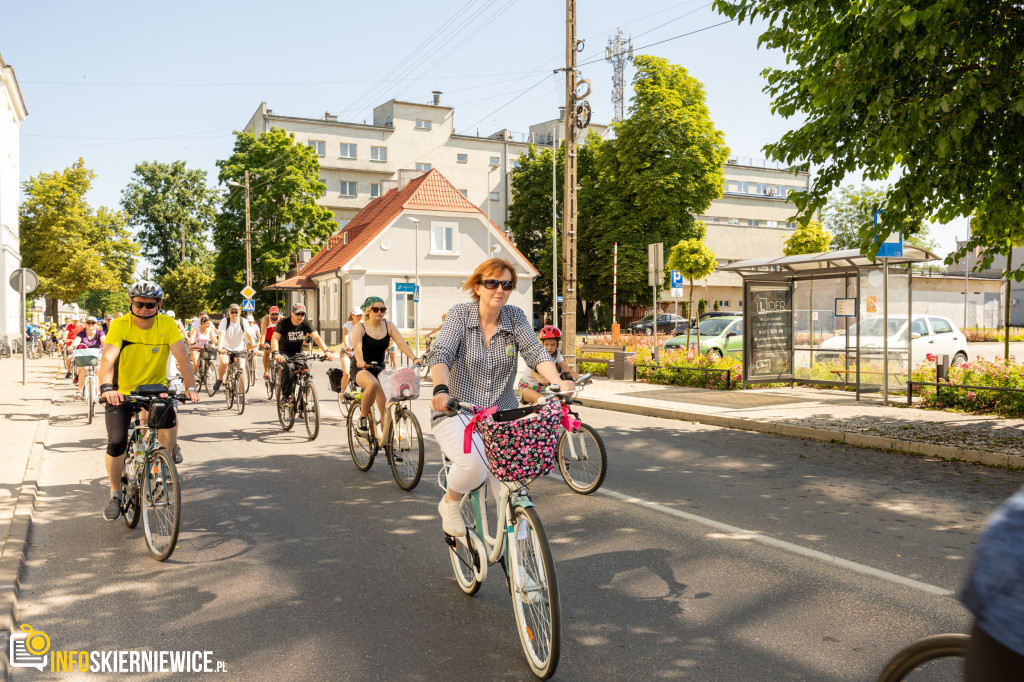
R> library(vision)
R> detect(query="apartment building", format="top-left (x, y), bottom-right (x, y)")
top-left (0, 51), bottom-right (27, 346)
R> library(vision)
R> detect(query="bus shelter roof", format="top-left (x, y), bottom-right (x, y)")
top-left (719, 246), bottom-right (939, 276)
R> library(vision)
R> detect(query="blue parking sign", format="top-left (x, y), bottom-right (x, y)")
top-left (670, 270), bottom-right (684, 288)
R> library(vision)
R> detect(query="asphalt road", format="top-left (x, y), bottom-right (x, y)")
top-left (17, 366), bottom-right (1024, 680)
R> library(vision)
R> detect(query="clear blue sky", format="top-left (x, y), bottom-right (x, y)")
top-left (2, 0), bottom-right (964, 259)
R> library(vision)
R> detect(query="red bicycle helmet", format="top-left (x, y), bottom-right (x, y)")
top-left (539, 325), bottom-right (562, 340)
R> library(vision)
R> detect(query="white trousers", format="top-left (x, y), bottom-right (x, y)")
top-left (433, 412), bottom-right (496, 498)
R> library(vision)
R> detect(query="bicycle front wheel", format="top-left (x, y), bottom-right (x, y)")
top-left (141, 446), bottom-right (181, 561)
top-left (205, 362), bottom-right (217, 397)
top-left (121, 444), bottom-right (141, 529)
top-left (347, 403), bottom-right (376, 470)
top-left (388, 407), bottom-right (423, 490)
top-left (877, 634), bottom-right (969, 682)
top-left (266, 368), bottom-right (276, 400)
top-left (236, 371), bottom-right (246, 415)
top-left (277, 382), bottom-right (296, 431)
top-left (556, 423), bottom-right (607, 495)
top-left (224, 372), bottom-right (234, 409)
top-left (509, 504), bottom-right (561, 679)
top-left (302, 382), bottom-right (320, 440)
top-left (246, 356), bottom-right (256, 391)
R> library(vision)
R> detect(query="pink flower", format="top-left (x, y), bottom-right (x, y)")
top-left (926, 353), bottom-right (937, 361)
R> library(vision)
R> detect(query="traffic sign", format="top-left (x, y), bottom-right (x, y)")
top-left (395, 282), bottom-right (418, 294)
top-left (670, 287), bottom-right (684, 298)
top-left (240, 285), bottom-right (256, 299)
top-left (9, 268), bottom-right (38, 295)
top-left (670, 270), bottom-right (684, 288)
top-left (872, 209), bottom-right (903, 258)
top-left (241, 299), bottom-right (256, 312)
top-left (557, 296), bottom-right (563, 303)
top-left (647, 243), bottom-right (664, 286)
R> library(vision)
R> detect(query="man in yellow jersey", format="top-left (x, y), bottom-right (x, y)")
top-left (98, 281), bottom-right (200, 521)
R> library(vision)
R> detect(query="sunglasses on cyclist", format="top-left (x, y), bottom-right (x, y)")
top-left (270, 314), bottom-right (280, 319)
top-left (371, 306), bottom-right (387, 313)
top-left (85, 321), bottom-right (95, 325)
top-left (482, 279), bottom-right (514, 291)
top-left (131, 301), bottom-right (159, 310)
top-left (294, 312), bottom-right (306, 317)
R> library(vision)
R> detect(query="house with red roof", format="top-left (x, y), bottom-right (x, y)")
top-left (266, 168), bottom-right (538, 345)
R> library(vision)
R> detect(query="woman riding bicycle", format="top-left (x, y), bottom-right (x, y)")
top-left (429, 258), bottom-right (573, 537)
top-left (188, 315), bottom-right (218, 372)
top-left (338, 306), bottom-right (363, 392)
top-left (352, 296), bottom-right (420, 436)
top-left (72, 317), bottom-right (105, 400)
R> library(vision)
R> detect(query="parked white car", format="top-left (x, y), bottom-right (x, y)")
top-left (815, 314), bottom-right (968, 367)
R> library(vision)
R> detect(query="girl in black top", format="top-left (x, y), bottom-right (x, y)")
top-left (352, 296), bottom-right (421, 435)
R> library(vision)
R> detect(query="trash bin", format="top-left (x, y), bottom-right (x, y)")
top-left (610, 351), bottom-right (635, 381)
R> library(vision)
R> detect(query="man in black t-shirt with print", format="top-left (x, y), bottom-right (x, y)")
top-left (271, 303), bottom-right (333, 405)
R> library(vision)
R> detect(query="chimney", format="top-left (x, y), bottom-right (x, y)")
top-left (299, 248), bottom-right (312, 263)
top-left (558, 106), bottom-right (565, 122)
top-left (432, 91), bottom-right (442, 106)
top-left (323, 111), bottom-right (338, 122)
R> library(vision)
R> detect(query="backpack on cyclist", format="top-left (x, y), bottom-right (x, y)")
top-left (326, 367), bottom-right (345, 393)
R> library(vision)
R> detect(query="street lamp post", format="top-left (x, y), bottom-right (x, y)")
top-left (409, 216), bottom-right (421, 356)
top-left (228, 171), bottom-right (252, 289)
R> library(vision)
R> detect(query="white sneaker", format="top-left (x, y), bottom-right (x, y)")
top-left (438, 498), bottom-right (466, 537)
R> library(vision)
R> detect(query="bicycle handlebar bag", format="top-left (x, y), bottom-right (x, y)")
top-left (378, 367), bottom-right (420, 401)
top-left (72, 348), bottom-right (102, 367)
top-left (203, 343), bottom-right (218, 360)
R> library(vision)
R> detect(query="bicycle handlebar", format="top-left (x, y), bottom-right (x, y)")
top-left (100, 391), bottom-right (193, 406)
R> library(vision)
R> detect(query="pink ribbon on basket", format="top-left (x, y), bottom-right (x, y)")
top-left (560, 403), bottom-right (581, 432)
top-left (463, 406), bottom-right (497, 454)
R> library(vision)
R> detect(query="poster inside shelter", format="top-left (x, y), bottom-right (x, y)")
top-left (748, 285), bottom-right (793, 378)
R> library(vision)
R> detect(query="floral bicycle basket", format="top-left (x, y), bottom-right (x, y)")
top-left (464, 399), bottom-right (580, 483)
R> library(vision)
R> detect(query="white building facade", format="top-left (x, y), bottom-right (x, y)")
top-left (0, 52), bottom-right (27, 346)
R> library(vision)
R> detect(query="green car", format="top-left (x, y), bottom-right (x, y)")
top-left (664, 315), bottom-right (743, 359)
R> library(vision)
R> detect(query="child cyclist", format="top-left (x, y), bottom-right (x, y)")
top-left (517, 325), bottom-right (578, 404)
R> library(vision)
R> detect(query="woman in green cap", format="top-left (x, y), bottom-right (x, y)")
top-left (352, 296), bottom-right (421, 436)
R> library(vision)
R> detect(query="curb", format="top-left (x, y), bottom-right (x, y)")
top-left (578, 397), bottom-right (1024, 470)
top-left (0, 380), bottom-right (54, 680)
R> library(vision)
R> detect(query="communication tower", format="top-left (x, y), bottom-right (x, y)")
top-left (605, 29), bottom-right (634, 123)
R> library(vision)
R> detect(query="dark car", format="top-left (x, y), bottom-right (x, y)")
top-left (627, 313), bottom-right (686, 336)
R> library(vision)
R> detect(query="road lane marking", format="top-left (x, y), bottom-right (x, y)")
top-left (599, 488), bottom-right (954, 597)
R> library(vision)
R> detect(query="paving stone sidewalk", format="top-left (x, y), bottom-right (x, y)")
top-left (578, 377), bottom-right (1024, 468)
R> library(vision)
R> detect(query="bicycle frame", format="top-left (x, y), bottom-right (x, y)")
top-left (462, 478), bottom-right (534, 572)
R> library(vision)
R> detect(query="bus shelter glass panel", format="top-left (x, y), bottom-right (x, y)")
top-left (745, 283), bottom-right (793, 381)
top-left (794, 276), bottom-right (855, 382)
top-left (855, 265), bottom-right (910, 392)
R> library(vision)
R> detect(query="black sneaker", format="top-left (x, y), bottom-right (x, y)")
top-left (212, 379), bottom-right (222, 393)
top-left (103, 494), bottom-right (121, 521)
top-left (356, 417), bottom-right (369, 436)
top-left (64, 371), bottom-right (72, 379)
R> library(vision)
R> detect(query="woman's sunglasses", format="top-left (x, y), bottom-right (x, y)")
top-left (85, 321), bottom-right (96, 325)
top-left (482, 279), bottom-right (514, 291)
top-left (371, 306), bottom-right (387, 313)
top-left (131, 301), bottom-right (159, 310)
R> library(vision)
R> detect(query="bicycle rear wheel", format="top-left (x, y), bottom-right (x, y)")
top-left (877, 634), bottom-right (969, 681)
top-left (302, 382), bottom-right (320, 440)
top-left (347, 403), bottom-right (377, 470)
top-left (141, 446), bottom-right (180, 561)
top-left (556, 423), bottom-right (607, 495)
top-left (388, 406), bottom-right (423, 490)
top-left (509, 504), bottom-right (561, 679)
top-left (447, 498), bottom-right (483, 595)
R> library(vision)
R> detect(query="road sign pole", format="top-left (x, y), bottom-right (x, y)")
top-left (21, 282), bottom-right (26, 385)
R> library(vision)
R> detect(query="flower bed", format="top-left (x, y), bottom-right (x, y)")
top-left (630, 345), bottom-right (742, 390)
top-left (912, 354), bottom-right (1024, 418)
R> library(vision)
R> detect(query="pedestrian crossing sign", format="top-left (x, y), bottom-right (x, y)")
top-left (241, 299), bottom-right (256, 312)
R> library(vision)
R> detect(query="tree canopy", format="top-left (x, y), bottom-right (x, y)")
top-left (160, 261), bottom-right (214, 320)
top-left (783, 219), bottom-right (831, 256)
top-left (212, 128), bottom-right (336, 310)
top-left (20, 159), bottom-right (138, 315)
top-left (667, 236), bottom-right (717, 347)
top-left (822, 184), bottom-right (937, 253)
top-left (120, 160), bottom-right (219, 279)
top-left (714, 0), bottom-right (1024, 267)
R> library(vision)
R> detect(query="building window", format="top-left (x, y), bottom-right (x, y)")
top-left (308, 140), bottom-right (326, 156)
top-left (339, 143), bottom-right (356, 159)
top-left (748, 220), bottom-right (759, 227)
top-left (787, 221), bottom-right (799, 229)
top-left (415, 162), bottom-right (432, 172)
top-left (393, 284), bottom-right (416, 330)
top-left (343, 232), bottom-right (349, 245)
top-left (415, 119), bottom-right (431, 130)
top-left (340, 181), bottom-right (357, 197)
top-left (512, 158), bottom-right (521, 169)
top-left (370, 183), bottom-right (382, 198)
top-left (330, 281), bottom-right (339, 320)
top-left (489, 192), bottom-right (499, 201)
top-left (458, 189), bottom-right (468, 197)
top-left (718, 300), bottom-right (730, 308)
top-left (766, 220), bottom-right (778, 228)
top-left (431, 222), bottom-right (458, 254)
top-left (489, 155), bottom-right (500, 165)
top-left (728, 218), bottom-right (740, 225)
top-left (371, 146), bottom-right (387, 162)
top-left (319, 283), bottom-right (326, 313)
top-left (457, 153), bottom-right (468, 163)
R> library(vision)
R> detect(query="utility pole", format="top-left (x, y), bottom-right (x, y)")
top-left (562, 0), bottom-right (591, 368)
top-left (605, 28), bottom-right (634, 123)
top-left (179, 222), bottom-right (186, 263)
top-left (552, 117), bottom-right (559, 325)
top-left (229, 172), bottom-right (253, 289)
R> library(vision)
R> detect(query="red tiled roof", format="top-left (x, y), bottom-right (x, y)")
top-left (264, 274), bottom-right (316, 290)
top-left (297, 169), bottom-right (538, 278)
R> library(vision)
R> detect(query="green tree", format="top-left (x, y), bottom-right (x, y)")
top-left (121, 160), bottom-right (219, 278)
top-left (822, 184), bottom-right (937, 253)
top-left (667, 236), bottom-right (717, 349)
top-left (783, 219), bottom-right (831, 256)
top-left (78, 289), bottom-right (130, 318)
top-left (20, 159), bottom-right (139, 319)
top-left (714, 0), bottom-right (1023, 262)
top-left (212, 128), bottom-right (336, 310)
top-left (160, 261), bottom-right (214, 320)
top-left (596, 55), bottom-right (729, 306)
top-left (966, 199), bottom-right (1024, 361)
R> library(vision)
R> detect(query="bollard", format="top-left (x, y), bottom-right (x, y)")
top-left (936, 354), bottom-right (950, 382)
top-left (611, 351), bottom-right (635, 381)
top-left (611, 323), bottom-right (620, 344)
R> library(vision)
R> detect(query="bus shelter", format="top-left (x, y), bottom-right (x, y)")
top-left (719, 247), bottom-right (939, 403)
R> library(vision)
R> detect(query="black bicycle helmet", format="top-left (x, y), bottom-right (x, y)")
top-left (128, 280), bottom-right (164, 300)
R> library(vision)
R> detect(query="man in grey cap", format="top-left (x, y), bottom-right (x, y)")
top-left (271, 303), bottom-right (333, 406)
